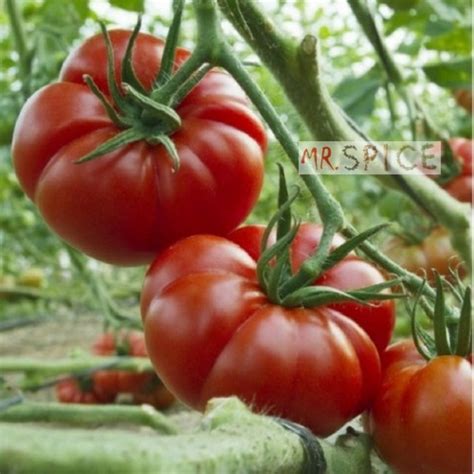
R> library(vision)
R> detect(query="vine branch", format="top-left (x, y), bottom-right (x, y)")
top-left (216, 0), bottom-right (471, 270)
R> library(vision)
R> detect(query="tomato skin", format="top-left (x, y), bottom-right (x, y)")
top-left (228, 223), bottom-right (395, 353)
top-left (226, 225), bottom-right (276, 261)
top-left (142, 234), bottom-right (381, 437)
top-left (56, 378), bottom-right (115, 404)
top-left (384, 227), bottom-right (463, 281)
top-left (368, 340), bottom-right (472, 474)
top-left (13, 30), bottom-right (266, 265)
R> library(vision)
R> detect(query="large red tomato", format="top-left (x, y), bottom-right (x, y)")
top-left (368, 340), bottom-right (472, 474)
top-left (141, 234), bottom-right (381, 437)
top-left (12, 30), bottom-right (266, 265)
top-left (228, 223), bottom-right (395, 353)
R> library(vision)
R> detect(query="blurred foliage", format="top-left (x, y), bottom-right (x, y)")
top-left (0, 0), bottom-right (471, 327)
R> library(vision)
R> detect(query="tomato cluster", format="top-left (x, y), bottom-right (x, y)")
top-left (56, 331), bottom-right (174, 409)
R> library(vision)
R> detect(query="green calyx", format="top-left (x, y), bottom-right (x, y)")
top-left (256, 165), bottom-right (404, 308)
top-left (76, 7), bottom-right (193, 172)
top-left (411, 274), bottom-right (472, 360)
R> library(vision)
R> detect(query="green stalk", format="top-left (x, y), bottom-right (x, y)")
top-left (5, 0), bottom-right (31, 97)
top-left (0, 397), bottom-right (372, 474)
top-left (0, 402), bottom-right (177, 434)
top-left (0, 356), bottom-right (153, 375)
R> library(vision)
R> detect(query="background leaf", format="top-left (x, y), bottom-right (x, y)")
top-left (423, 57), bottom-right (472, 88)
top-left (110, 0), bottom-right (145, 12)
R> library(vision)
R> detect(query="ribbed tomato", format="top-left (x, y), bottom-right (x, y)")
top-left (141, 234), bottom-right (382, 437)
top-left (12, 30), bottom-right (266, 265)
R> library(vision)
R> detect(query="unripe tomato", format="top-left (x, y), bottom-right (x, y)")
top-left (383, 227), bottom-right (463, 281)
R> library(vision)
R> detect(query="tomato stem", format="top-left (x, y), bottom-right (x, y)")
top-left (170, 64), bottom-right (213, 108)
top-left (454, 286), bottom-right (472, 357)
top-left (433, 275), bottom-right (453, 355)
top-left (0, 401), bottom-right (177, 434)
top-left (5, 0), bottom-right (31, 99)
top-left (154, 0), bottom-right (185, 87)
top-left (83, 75), bottom-right (130, 128)
top-left (121, 16), bottom-right (148, 95)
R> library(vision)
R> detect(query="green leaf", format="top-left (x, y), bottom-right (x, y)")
top-left (385, 11), bottom-right (427, 36)
top-left (397, 37), bottom-right (422, 55)
top-left (425, 26), bottom-right (472, 54)
top-left (425, 0), bottom-right (463, 22)
top-left (110, 0), bottom-right (145, 12)
top-left (333, 68), bottom-right (382, 119)
top-left (423, 57), bottom-right (472, 89)
top-left (425, 19), bottom-right (455, 37)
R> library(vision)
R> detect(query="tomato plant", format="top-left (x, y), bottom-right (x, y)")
top-left (12, 29), bottom-right (267, 265)
top-left (228, 223), bottom-right (395, 353)
top-left (141, 234), bottom-right (383, 437)
top-left (368, 340), bottom-right (472, 474)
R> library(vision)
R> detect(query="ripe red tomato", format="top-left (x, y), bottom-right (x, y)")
top-left (444, 138), bottom-right (472, 204)
top-left (368, 340), bottom-right (472, 474)
top-left (92, 331), bottom-right (153, 394)
top-left (228, 224), bottom-right (395, 353)
top-left (12, 29), bottom-right (266, 265)
top-left (141, 234), bottom-right (382, 437)
top-left (384, 227), bottom-right (463, 281)
top-left (55, 377), bottom-right (115, 404)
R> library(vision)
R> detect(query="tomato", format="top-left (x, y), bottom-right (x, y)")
top-left (444, 138), bottom-right (472, 204)
top-left (12, 29), bottom-right (267, 265)
top-left (55, 377), bottom-right (115, 404)
top-left (92, 331), bottom-right (153, 394)
top-left (454, 89), bottom-right (472, 115)
top-left (368, 340), bottom-right (472, 474)
top-left (228, 223), bottom-right (395, 353)
top-left (141, 234), bottom-right (381, 437)
top-left (384, 227), bottom-right (463, 281)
